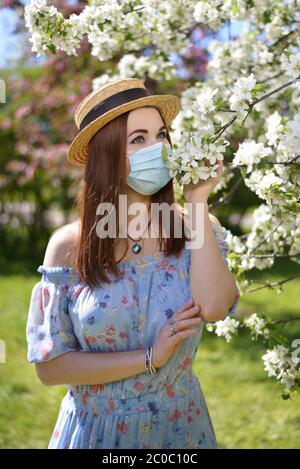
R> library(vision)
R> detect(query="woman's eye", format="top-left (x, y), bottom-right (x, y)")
top-left (130, 131), bottom-right (167, 144)
top-left (131, 135), bottom-right (144, 144)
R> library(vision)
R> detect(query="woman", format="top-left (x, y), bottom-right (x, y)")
top-left (26, 78), bottom-right (240, 449)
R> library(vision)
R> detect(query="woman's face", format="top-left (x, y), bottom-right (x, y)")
top-left (125, 106), bottom-right (170, 177)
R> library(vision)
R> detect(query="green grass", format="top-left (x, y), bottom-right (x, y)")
top-left (0, 266), bottom-right (299, 448)
top-left (193, 264), bottom-right (300, 449)
top-left (0, 275), bottom-right (66, 449)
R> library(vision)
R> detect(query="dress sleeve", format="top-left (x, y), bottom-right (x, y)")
top-left (26, 266), bottom-right (82, 363)
top-left (212, 223), bottom-right (240, 316)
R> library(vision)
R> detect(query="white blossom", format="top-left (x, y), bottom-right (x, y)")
top-left (280, 112), bottom-right (300, 154)
top-left (280, 38), bottom-right (300, 80)
top-left (232, 141), bottom-right (272, 173)
top-left (165, 129), bottom-right (227, 185)
top-left (206, 316), bottom-right (240, 342)
top-left (244, 313), bottom-right (270, 338)
top-left (265, 111), bottom-right (285, 146)
top-left (194, 87), bottom-right (219, 115)
top-left (229, 73), bottom-right (256, 118)
top-left (262, 345), bottom-right (298, 389)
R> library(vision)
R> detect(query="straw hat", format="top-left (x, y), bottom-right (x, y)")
top-left (67, 78), bottom-right (181, 167)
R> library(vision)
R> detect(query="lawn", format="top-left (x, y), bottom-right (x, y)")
top-left (0, 262), bottom-right (299, 448)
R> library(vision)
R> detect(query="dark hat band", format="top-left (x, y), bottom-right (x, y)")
top-left (79, 87), bottom-right (151, 131)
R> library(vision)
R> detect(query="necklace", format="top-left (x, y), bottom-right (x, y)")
top-left (127, 203), bottom-right (151, 254)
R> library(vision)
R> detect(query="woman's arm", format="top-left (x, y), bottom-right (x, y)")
top-left (35, 349), bottom-right (147, 386)
top-left (182, 160), bottom-right (239, 322)
top-left (188, 198), bottom-right (238, 322)
top-left (35, 223), bottom-right (151, 386)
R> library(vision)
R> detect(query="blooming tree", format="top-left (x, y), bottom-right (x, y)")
top-left (24, 0), bottom-right (300, 398)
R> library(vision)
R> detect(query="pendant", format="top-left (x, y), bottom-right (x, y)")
top-left (132, 243), bottom-right (141, 254)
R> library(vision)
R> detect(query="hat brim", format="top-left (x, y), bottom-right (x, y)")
top-left (67, 94), bottom-right (181, 167)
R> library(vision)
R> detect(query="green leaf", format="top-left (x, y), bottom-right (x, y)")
top-left (214, 97), bottom-right (228, 108)
top-left (47, 44), bottom-right (56, 54)
top-left (283, 50), bottom-right (292, 57)
top-left (272, 334), bottom-right (290, 347)
top-left (262, 11), bottom-right (272, 24)
top-left (281, 390), bottom-right (291, 400)
top-left (232, 0), bottom-right (238, 15)
top-left (56, 15), bottom-right (64, 29)
top-left (254, 83), bottom-right (266, 92)
top-left (161, 144), bottom-right (169, 162)
top-left (266, 323), bottom-right (277, 330)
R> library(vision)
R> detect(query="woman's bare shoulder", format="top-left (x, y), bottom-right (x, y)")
top-left (43, 220), bottom-right (80, 268)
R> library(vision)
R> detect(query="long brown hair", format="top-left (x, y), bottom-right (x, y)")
top-left (73, 106), bottom-right (189, 289)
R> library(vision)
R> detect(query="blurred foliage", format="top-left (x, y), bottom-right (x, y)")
top-left (0, 1), bottom-right (265, 272)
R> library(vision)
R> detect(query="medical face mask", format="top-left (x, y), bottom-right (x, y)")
top-left (126, 142), bottom-right (173, 195)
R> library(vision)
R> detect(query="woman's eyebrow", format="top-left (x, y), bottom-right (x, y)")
top-left (128, 125), bottom-right (166, 138)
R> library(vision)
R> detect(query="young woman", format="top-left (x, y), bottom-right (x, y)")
top-left (26, 78), bottom-right (240, 449)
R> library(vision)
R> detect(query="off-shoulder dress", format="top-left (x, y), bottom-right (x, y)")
top-left (26, 223), bottom-right (240, 449)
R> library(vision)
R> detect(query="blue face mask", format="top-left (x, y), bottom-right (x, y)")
top-left (126, 142), bottom-right (173, 195)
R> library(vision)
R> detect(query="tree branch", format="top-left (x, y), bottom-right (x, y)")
top-left (250, 252), bottom-right (300, 259)
top-left (264, 155), bottom-right (300, 166)
top-left (209, 175), bottom-right (243, 209)
top-left (272, 316), bottom-right (300, 325)
top-left (242, 79), bottom-right (297, 125)
top-left (248, 274), bottom-right (300, 292)
top-left (247, 221), bottom-right (284, 255)
top-left (213, 115), bottom-right (237, 141)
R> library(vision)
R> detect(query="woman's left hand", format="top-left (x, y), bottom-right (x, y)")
top-left (183, 159), bottom-right (224, 203)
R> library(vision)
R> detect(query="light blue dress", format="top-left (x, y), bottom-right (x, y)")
top-left (26, 223), bottom-right (240, 449)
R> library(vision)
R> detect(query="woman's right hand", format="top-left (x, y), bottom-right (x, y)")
top-left (152, 298), bottom-right (203, 369)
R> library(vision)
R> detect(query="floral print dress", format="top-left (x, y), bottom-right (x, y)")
top-left (26, 223), bottom-right (240, 449)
